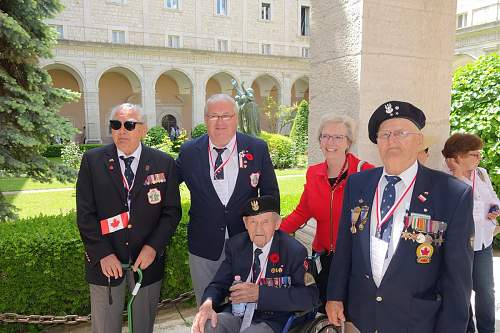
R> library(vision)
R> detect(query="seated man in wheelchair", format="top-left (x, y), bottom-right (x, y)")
top-left (192, 195), bottom-right (319, 333)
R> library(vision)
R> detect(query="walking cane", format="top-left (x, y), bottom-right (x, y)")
top-left (122, 263), bottom-right (143, 333)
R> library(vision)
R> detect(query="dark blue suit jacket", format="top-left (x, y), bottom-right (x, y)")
top-left (202, 230), bottom-right (319, 333)
top-left (176, 132), bottom-right (279, 260)
top-left (328, 164), bottom-right (474, 333)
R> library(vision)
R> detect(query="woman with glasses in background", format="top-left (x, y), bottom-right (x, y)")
top-left (280, 114), bottom-right (374, 312)
top-left (442, 133), bottom-right (500, 333)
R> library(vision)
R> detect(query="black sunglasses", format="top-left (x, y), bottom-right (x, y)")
top-left (109, 120), bottom-right (143, 131)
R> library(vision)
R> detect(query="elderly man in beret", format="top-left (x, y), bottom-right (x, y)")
top-left (192, 195), bottom-right (319, 333)
top-left (326, 101), bottom-right (474, 333)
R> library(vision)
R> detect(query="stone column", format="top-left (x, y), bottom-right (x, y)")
top-left (142, 65), bottom-right (156, 128)
top-left (281, 75), bottom-right (292, 106)
top-left (192, 68), bottom-right (207, 126)
top-left (83, 61), bottom-right (101, 143)
top-left (310, 0), bottom-right (456, 169)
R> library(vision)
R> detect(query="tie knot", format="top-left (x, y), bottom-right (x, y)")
top-left (385, 175), bottom-right (401, 185)
top-left (120, 156), bottom-right (134, 166)
top-left (254, 248), bottom-right (263, 257)
top-left (213, 147), bottom-right (226, 156)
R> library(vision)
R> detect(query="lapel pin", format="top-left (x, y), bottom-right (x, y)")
top-left (145, 164), bottom-right (150, 172)
top-left (108, 158), bottom-right (114, 171)
top-left (418, 194), bottom-right (427, 203)
top-left (423, 208), bottom-right (428, 213)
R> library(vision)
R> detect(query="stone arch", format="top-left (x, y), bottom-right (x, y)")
top-left (98, 66), bottom-right (142, 143)
top-left (205, 71), bottom-right (239, 99)
top-left (155, 69), bottom-right (193, 132)
top-left (44, 63), bottom-right (86, 143)
top-left (291, 76), bottom-right (309, 104)
top-left (251, 74), bottom-right (282, 132)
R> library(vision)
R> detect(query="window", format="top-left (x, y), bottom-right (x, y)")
top-left (216, 0), bottom-right (228, 16)
top-left (301, 47), bottom-right (310, 58)
top-left (217, 39), bottom-right (228, 52)
top-left (165, 0), bottom-right (179, 9)
top-left (261, 3), bottom-right (271, 20)
top-left (167, 35), bottom-right (180, 48)
top-left (456, 13), bottom-right (468, 28)
top-left (261, 43), bottom-right (271, 55)
top-left (300, 5), bottom-right (310, 36)
top-left (52, 25), bottom-right (64, 39)
top-left (111, 30), bottom-right (125, 44)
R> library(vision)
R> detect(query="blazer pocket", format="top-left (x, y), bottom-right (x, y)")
top-left (408, 296), bottom-right (442, 333)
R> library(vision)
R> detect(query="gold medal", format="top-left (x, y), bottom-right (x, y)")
top-left (304, 272), bottom-right (316, 286)
top-left (351, 225), bottom-right (357, 234)
top-left (416, 233), bottom-right (426, 244)
top-left (416, 243), bottom-right (434, 264)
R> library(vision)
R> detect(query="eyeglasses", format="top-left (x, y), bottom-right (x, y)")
top-left (377, 130), bottom-right (420, 141)
top-left (205, 113), bottom-right (236, 122)
top-left (467, 152), bottom-right (482, 159)
top-left (319, 134), bottom-right (347, 143)
top-left (109, 120), bottom-right (143, 131)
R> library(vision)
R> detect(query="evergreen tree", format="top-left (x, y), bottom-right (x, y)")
top-left (0, 0), bottom-right (79, 220)
top-left (290, 100), bottom-right (309, 155)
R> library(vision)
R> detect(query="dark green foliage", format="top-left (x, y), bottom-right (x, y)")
top-left (143, 126), bottom-right (168, 147)
top-left (191, 123), bottom-right (207, 139)
top-left (171, 129), bottom-right (188, 153)
top-left (289, 100), bottom-right (309, 155)
top-left (42, 144), bottom-right (103, 158)
top-left (259, 131), bottom-right (296, 169)
top-left (80, 144), bottom-right (103, 152)
top-left (0, 0), bottom-right (80, 221)
top-left (450, 54), bottom-right (500, 194)
top-left (0, 209), bottom-right (191, 332)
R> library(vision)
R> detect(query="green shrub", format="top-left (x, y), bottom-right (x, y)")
top-left (61, 142), bottom-right (83, 170)
top-left (42, 145), bottom-right (64, 158)
top-left (144, 126), bottom-right (168, 147)
top-left (171, 129), bottom-right (188, 153)
top-left (80, 144), bottom-right (103, 152)
top-left (290, 100), bottom-right (309, 155)
top-left (0, 208), bottom-right (191, 331)
top-left (259, 131), bottom-right (296, 169)
top-left (191, 123), bottom-right (207, 139)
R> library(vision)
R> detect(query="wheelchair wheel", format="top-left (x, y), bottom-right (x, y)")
top-left (303, 315), bottom-right (341, 333)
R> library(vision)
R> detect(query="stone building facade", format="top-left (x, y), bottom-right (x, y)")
top-left (43, 0), bottom-right (311, 143)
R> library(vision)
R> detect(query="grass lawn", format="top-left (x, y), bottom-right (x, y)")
top-left (275, 168), bottom-right (306, 176)
top-left (0, 177), bottom-right (74, 192)
top-left (5, 175), bottom-right (306, 219)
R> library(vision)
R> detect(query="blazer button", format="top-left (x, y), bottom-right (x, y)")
top-left (365, 274), bottom-right (370, 279)
top-left (220, 227), bottom-right (224, 231)
top-left (125, 242), bottom-right (129, 246)
top-left (376, 296), bottom-right (383, 302)
top-left (128, 224), bottom-right (132, 229)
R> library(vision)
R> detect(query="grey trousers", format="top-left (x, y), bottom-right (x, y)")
top-left (189, 249), bottom-right (226, 306)
top-left (204, 312), bottom-right (274, 333)
top-left (89, 270), bottom-right (162, 333)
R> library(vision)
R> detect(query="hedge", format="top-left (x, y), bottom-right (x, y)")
top-left (259, 131), bottom-right (296, 169)
top-left (0, 206), bottom-right (191, 332)
top-left (191, 123), bottom-right (207, 139)
top-left (42, 144), bottom-right (103, 158)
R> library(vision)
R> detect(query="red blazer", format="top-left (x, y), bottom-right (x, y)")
top-left (280, 153), bottom-right (374, 253)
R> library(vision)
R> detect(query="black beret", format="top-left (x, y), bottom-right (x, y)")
top-left (241, 195), bottom-right (280, 217)
top-left (368, 101), bottom-right (426, 143)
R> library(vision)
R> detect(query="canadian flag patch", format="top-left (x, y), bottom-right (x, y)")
top-left (100, 212), bottom-right (129, 235)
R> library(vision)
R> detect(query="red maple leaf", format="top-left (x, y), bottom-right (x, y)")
top-left (111, 218), bottom-right (120, 228)
top-left (269, 252), bottom-right (280, 264)
top-left (421, 247), bottom-right (430, 256)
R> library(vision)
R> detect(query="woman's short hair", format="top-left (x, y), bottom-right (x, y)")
top-left (441, 133), bottom-right (483, 158)
top-left (317, 114), bottom-right (357, 145)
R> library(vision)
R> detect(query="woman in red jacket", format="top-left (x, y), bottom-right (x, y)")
top-left (280, 114), bottom-right (374, 309)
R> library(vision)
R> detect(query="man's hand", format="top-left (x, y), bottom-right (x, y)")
top-left (229, 282), bottom-right (259, 303)
top-left (100, 254), bottom-right (122, 279)
top-left (192, 299), bottom-right (217, 333)
top-left (445, 158), bottom-right (465, 179)
top-left (326, 301), bottom-right (345, 327)
top-left (487, 210), bottom-right (500, 221)
top-left (133, 245), bottom-right (156, 272)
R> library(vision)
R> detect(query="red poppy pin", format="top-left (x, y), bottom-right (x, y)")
top-left (269, 252), bottom-right (280, 264)
top-left (303, 259), bottom-right (309, 271)
top-left (245, 153), bottom-right (254, 161)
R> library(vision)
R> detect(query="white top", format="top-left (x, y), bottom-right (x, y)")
top-left (208, 135), bottom-right (239, 206)
top-left (246, 236), bottom-right (274, 283)
top-left (459, 167), bottom-right (499, 251)
top-left (117, 144), bottom-right (142, 209)
top-left (370, 161), bottom-right (418, 287)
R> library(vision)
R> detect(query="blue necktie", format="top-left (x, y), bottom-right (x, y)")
top-left (378, 175), bottom-right (401, 242)
top-left (213, 147), bottom-right (226, 180)
top-left (252, 248), bottom-right (263, 283)
top-left (120, 156), bottom-right (135, 189)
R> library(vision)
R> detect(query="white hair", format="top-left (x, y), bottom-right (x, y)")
top-left (317, 114), bottom-right (357, 145)
top-left (110, 103), bottom-right (146, 122)
top-left (204, 94), bottom-right (238, 115)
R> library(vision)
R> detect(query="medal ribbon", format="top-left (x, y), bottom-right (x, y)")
top-left (208, 140), bottom-right (238, 176)
top-left (375, 174), bottom-right (417, 233)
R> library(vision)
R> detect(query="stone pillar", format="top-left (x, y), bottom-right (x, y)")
top-left (83, 61), bottom-right (101, 143)
top-left (310, 0), bottom-right (456, 169)
top-left (142, 65), bottom-right (156, 128)
top-left (192, 68), bottom-right (207, 126)
top-left (281, 75), bottom-right (292, 106)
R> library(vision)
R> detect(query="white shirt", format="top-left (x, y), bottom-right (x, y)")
top-left (454, 167), bottom-right (499, 251)
top-left (208, 135), bottom-right (239, 206)
top-left (117, 144), bottom-right (142, 209)
top-left (246, 236), bottom-right (274, 283)
top-left (370, 161), bottom-right (418, 286)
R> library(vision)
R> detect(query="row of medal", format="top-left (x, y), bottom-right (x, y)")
top-left (257, 276), bottom-right (291, 288)
top-left (401, 213), bottom-right (447, 247)
top-left (350, 205), bottom-right (370, 234)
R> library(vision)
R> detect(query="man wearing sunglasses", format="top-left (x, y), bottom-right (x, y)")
top-left (76, 103), bottom-right (181, 333)
top-left (176, 94), bottom-right (279, 306)
top-left (326, 101), bottom-right (474, 333)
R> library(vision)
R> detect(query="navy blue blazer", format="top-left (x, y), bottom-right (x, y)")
top-left (202, 230), bottom-right (319, 333)
top-left (76, 144), bottom-right (182, 287)
top-left (327, 164), bottom-right (474, 333)
top-left (176, 132), bottom-right (279, 260)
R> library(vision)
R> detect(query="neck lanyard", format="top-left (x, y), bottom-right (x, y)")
top-left (375, 174), bottom-right (417, 232)
top-left (208, 140), bottom-right (237, 175)
top-left (471, 169), bottom-right (476, 195)
top-left (251, 253), bottom-right (269, 285)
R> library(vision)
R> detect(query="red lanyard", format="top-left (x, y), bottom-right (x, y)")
top-left (208, 140), bottom-right (237, 175)
top-left (330, 157), bottom-right (348, 190)
top-left (375, 174), bottom-right (417, 232)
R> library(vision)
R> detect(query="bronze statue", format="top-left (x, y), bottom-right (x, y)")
top-left (232, 79), bottom-right (261, 136)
